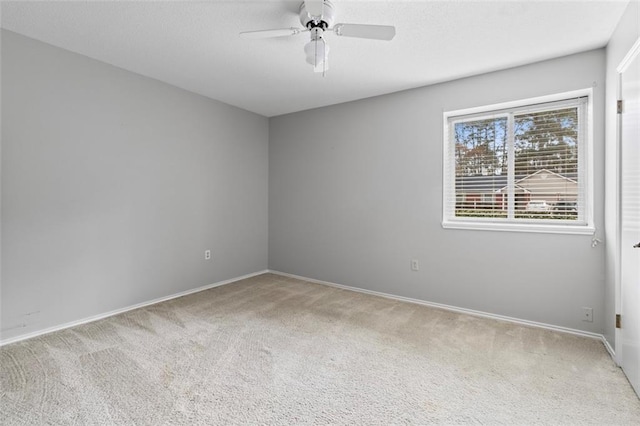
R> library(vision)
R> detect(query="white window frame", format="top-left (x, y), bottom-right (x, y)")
top-left (442, 89), bottom-right (594, 235)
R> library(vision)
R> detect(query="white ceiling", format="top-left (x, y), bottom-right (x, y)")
top-left (0, 0), bottom-right (630, 117)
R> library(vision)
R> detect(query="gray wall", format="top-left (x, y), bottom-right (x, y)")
top-left (1, 31), bottom-right (268, 342)
top-left (270, 49), bottom-right (606, 334)
top-left (604, 1), bottom-right (639, 351)
top-left (1, 27), bottom-right (613, 343)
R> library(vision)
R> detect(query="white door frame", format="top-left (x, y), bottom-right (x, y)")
top-left (615, 36), bottom-right (640, 364)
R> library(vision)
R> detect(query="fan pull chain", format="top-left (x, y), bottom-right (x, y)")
top-left (321, 37), bottom-right (327, 77)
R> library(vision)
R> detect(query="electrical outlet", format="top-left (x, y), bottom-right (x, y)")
top-left (411, 259), bottom-right (419, 271)
top-left (582, 307), bottom-right (593, 322)
top-left (205, 250), bottom-right (211, 260)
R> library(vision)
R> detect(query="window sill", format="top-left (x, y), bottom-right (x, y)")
top-left (442, 220), bottom-right (595, 235)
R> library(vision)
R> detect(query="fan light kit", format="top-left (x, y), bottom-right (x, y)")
top-left (240, 0), bottom-right (396, 75)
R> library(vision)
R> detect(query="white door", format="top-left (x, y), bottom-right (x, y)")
top-left (620, 40), bottom-right (640, 397)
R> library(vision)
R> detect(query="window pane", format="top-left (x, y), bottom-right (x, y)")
top-left (443, 95), bottom-right (590, 233)
top-left (454, 117), bottom-right (508, 218)
top-left (513, 107), bottom-right (578, 220)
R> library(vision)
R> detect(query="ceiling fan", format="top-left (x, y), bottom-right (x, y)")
top-left (239, 0), bottom-right (396, 75)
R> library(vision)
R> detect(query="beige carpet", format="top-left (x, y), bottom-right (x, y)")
top-left (1, 273), bottom-right (639, 425)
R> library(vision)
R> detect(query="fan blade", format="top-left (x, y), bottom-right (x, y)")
top-left (304, 0), bottom-right (324, 18)
top-left (240, 28), bottom-right (304, 39)
top-left (333, 24), bottom-right (396, 41)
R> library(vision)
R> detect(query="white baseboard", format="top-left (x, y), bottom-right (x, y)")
top-left (0, 270), bottom-right (269, 347)
top-left (269, 270), bottom-right (607, 342)
top-left (602, 336), bottom-right (616, 362)
top-left (4, 268), bottom-right (613, 359)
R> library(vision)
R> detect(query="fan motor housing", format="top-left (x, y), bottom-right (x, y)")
top-left (300, 1), bottom-right (335, 30)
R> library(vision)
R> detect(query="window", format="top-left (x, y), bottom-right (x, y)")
top-left (442, 90), bottom-right (593, 234)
